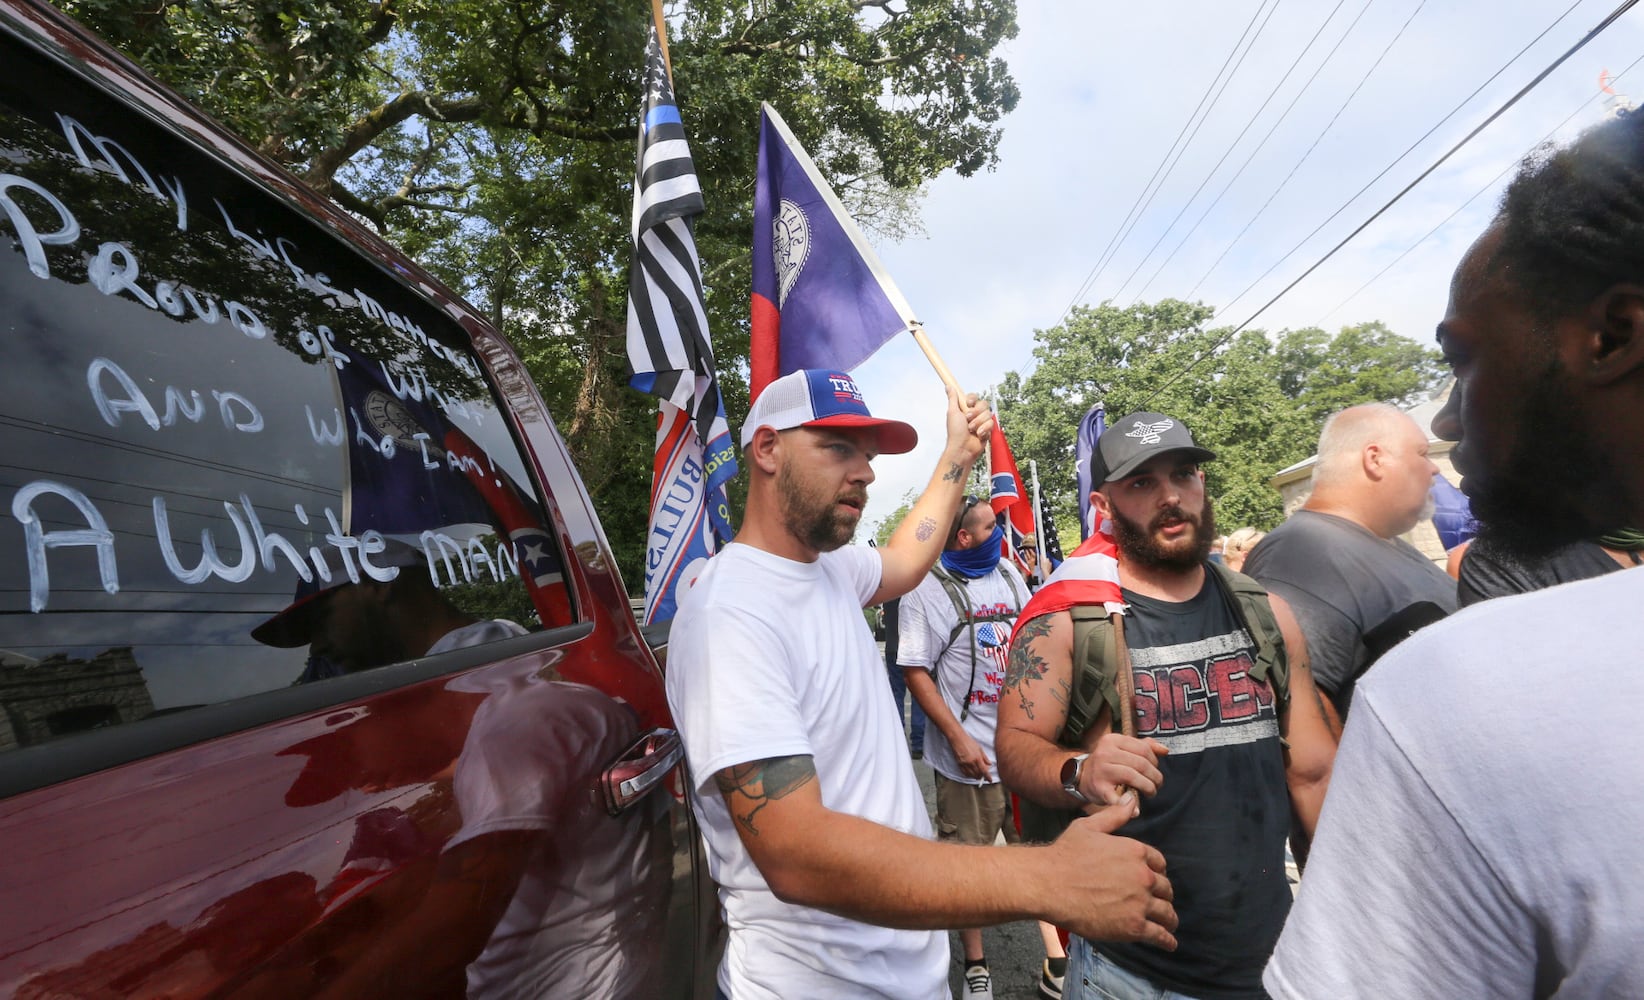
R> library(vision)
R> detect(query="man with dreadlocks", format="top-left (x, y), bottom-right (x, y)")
top-left (1265, 112), bottom-right (1644, 997)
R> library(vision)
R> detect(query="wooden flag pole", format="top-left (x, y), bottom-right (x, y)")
top-left (908, 321), bottom-right (964, 397)
top-left (650, 0), bottom-right (672, 80)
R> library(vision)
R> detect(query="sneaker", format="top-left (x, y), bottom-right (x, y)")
top-left (1037, 956), bottom-right (1066, 999)
top-left (962, 961), bottom-right (993, 1000)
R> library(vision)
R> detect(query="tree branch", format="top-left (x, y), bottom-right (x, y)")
top-left (302, 91), bottom-right (626, 190)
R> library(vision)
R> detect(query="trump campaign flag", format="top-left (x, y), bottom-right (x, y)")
top-left (750, 103), bottom-right (918, 397)
top-left (1075, 402), bottom-right (1106, 540)
top-left (624, 23), bottom-right (736, 624)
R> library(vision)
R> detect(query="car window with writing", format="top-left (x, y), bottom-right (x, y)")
top-left (0, 39), bottom-right (572, 753)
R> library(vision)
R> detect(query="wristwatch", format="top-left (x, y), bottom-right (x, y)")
top-left (1060, 753), bottom-right (1091, 804)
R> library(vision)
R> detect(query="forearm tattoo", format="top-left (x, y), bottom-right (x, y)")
top-left (1004, 615), bottom-right (1057, 721)
top-left (714, 755), bottom-right (816, 836)
top-left (942, 462), bottom-right (963, 482)
top-left (915, 516), bottom-right (937, 541)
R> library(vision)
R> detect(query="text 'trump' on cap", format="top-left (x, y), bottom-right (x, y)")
top-left (740, 369), bottom-right (918, 454)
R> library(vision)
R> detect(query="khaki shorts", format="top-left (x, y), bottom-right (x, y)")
top-left (933, 773), bottom-right (1020, 846)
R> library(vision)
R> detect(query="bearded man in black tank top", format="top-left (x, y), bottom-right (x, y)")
top-left (998, 413), bottom-right (1339, 1000)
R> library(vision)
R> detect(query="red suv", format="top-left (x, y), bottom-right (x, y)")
top-left (0, 1), bottom-right (717, 994)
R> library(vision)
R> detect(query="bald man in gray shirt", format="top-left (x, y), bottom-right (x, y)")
top-left (1242, 404), bottom-right (1456, 730)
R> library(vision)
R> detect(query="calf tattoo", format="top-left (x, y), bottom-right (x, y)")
top-left (715, 755), bottom-right (817, 836)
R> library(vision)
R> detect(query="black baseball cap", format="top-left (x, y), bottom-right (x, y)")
top-left (1093, 412), bottom-right (1217, 484)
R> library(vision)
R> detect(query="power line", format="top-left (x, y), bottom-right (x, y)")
top-left (1109, 0), bottom-right (1319, 305)
top-left (1141, 0), bottom-right (1642, 408)
top-left (1049, 0), bottom-right (1280, 329)
top-left (1128, 0), bottom-right (1376, 305)
top-left (1314, 51), bottom-right (1644, 325)
top-left (1206, 0), bottom-right (1582, 320)
top-left (1188, 0), bottom-right (1437, 306)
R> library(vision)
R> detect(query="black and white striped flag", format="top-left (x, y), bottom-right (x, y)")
top-left (625, 21), bottom-right (737, 623)
top-left (625, 24), bottom-right (729, 449)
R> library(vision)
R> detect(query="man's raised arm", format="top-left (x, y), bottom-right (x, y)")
top-left (871, 387), bottom-right (992, 605)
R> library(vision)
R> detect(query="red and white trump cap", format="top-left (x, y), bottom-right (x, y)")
top-left (740, 369), bottom-right (918, 454)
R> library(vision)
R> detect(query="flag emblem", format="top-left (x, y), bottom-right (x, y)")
top-left (774, 199), bottom-right (810, 307)
top-left (1126, 419), bottom-right (1174, 445)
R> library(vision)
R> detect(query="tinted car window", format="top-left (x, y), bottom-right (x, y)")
top-left (0, 29), bottom-right (573, 752)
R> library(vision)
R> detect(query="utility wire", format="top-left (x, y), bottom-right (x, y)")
top-left (1109, 0), bottom-right (1309, 305)
top-left (1128, 0), bottom-right (1374, 305)
top-left (1314, 51), bottom-right (1644, 325)
top-left (1189, 0), bottom-right (1437, 305)
top-left (1141, 0), bottom-right (1642, 408)
top-left (1206, 0), bottom-right (1581, 319)
top-left (1049, 0), bottom-right (1279, 330)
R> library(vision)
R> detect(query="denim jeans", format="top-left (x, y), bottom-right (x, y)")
top-left (1066, 936), bottom-right (1203, 1000)
top-left (885, 663), bottom-right (927, 751)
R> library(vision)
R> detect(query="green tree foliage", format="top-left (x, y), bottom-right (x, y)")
top-left (60, 0), bottom-right (1020, 586)
top-left (995, 302), bottom-right (1447, 536)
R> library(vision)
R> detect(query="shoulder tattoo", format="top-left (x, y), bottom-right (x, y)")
top-left (1004, 615), bottom-right (1058, 721)
top-left (713, 755), bottom-right (816, 837)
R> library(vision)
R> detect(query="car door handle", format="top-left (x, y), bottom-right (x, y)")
top-left (600, 727), bottom-right (683, 816)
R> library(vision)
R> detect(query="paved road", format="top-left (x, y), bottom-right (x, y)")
top-left (909, 761), bottom-right (1060, 1000)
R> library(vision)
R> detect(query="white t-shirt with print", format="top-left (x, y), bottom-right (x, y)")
top-left (897, 563), bottom-right (1027, 785)
top-left (667, 542), bottom-right (947, 1000)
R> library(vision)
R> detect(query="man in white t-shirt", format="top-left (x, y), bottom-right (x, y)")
top-left (668, 369), bottom-right (1179, 1000)
top-left (1264, 109), bottom-right (1644, 998)
top-left (900, 494), bottom-right (1055, 999)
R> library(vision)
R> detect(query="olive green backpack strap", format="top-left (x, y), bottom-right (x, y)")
top-left (1207, 561), bottom-right (1289, 706)
top-left (1063, 604), bottom-right (1125, 748)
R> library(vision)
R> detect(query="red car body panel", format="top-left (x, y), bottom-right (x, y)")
top-left (0, 1), bottom-right (716, 994)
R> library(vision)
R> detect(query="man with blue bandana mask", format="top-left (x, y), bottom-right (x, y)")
top-left (899, 493), bottom-right (1045, 1000)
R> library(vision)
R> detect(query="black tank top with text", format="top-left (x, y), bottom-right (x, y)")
top-left (1095, 570), bottom-right (1290, 1000)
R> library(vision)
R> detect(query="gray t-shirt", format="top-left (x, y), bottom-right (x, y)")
top-left (1242, 510), bottom-right (1456, 718)
top-left (1458, 537), bottom-right (1630, 607)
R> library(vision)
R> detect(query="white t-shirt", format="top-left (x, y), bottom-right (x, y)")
top-left (667, 542), bottom-right (948, 1000)
top-left (897, 563), bottom-right (1027, 784)
top-left (1265, 566), bottom-right (1644, 999)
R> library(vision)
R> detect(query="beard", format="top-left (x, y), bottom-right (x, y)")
top-left (1109, 494), bottom-right (1217, 572)
top-left (1467, 361), bottom-right (1616, 560)
top-left (777, 461), bottom-right (864, 553)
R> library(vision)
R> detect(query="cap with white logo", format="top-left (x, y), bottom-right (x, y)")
top-left (740, 369), bottom-right (918, 454)
top-left (1093, 411), bottom-right (1217, 484)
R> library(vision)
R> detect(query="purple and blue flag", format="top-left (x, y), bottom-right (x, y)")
top-left (750, 103), bottom-right (916, 398)
top-left (1075, 402), bottom-right (1107, 540)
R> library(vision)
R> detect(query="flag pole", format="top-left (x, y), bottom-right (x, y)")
top-left (1028, 459), bottom-right (1047, 575)
top-left (908, 321), bottom-right (963, 396)
top-left (650, 0), bottom-right (672, 79)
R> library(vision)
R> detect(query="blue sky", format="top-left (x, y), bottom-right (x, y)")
top-left (844, 0), bottom-right (1644, 534)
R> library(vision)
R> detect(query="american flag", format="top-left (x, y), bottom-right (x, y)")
top-left (624, 24), bottom-right (729, 444)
